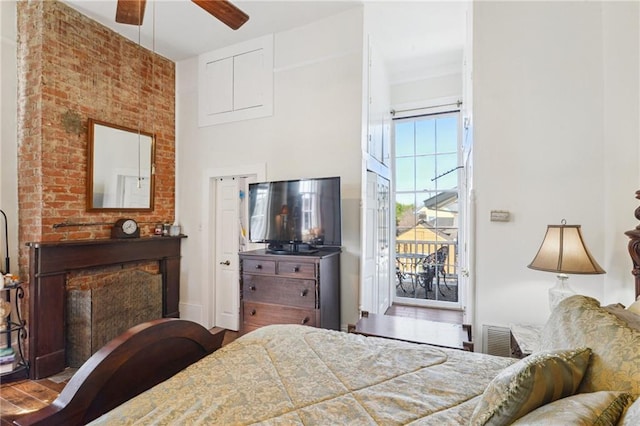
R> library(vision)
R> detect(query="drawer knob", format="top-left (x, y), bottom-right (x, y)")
top-left (249, 309), bottom-right (256, 316)
top-left (301, 317), bottom-right (310, 325)
top-left (300, 289), bottom-right (308, 297)
top-left (249, 285), bottom-right (256, 291)
top-left (255, 264), bottom-right (262, 270)
top-left (293, 266), bottom-right (300, 272)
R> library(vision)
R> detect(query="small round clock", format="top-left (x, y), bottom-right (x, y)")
top-left (111, 218), bottom-right (140, 238)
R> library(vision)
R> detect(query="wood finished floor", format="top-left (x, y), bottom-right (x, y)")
top-left (385, 303), bottom-right (463, 323)
top-left (0, 306), bottom-right (460, 423)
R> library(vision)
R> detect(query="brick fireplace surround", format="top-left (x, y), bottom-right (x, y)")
top-left (16, 0), bottom-right (177, 379)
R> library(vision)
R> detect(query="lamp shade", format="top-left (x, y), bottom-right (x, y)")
top-left (528, 223), bottom-right (605, 275)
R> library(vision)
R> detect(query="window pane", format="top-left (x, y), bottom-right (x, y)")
top-left (395, 121), bottom-right (415, 157)
top-left (395, 192), bottom-right (416, 207)
top-left (395, 157), bottom-right (415, 192)
top-left (424, 189), bottom-right (458, 219)
top-left (434, 153), bottom-right (458, 190)
top-left (415, 155), bottom-right (436, 192)
top-left (415, 119), bottom-right (435, 155)
top-left (436, 116), bottom-right (458, 153)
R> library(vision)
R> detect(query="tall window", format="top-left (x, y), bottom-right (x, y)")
top-left (394, 112), bottom-right (461, 305)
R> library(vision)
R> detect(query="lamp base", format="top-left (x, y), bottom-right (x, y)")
top-left (549, 274), bottom-right (575, 312)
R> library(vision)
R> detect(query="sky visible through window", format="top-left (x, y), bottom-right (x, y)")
top-left (395, 114), bottom-right (458, 209)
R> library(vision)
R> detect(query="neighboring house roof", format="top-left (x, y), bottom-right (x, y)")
top-left (425, 217), bottom-right (455, 228)
top-left (397, 223), bottom-right (454, 242)
top-left (396, 188), bottom-right (460, 244)
top-left (423, 189), bottom-right (458, 211)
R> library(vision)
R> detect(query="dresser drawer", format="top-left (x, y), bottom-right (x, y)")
top-left (243, 301), bottom-right (317, 328)
top-left (243, 259), bottom-right (276, 275)
top-left (243, 275), bottom-right (316, 309)
top-left (277, 261), bottom-right (316, 279)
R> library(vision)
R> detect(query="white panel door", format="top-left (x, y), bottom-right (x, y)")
top-left (215, 178), bottom-right (240, 330)
top-left (376, 175), bottom-right (391, 314)
top-left (362, 170), bottom-right (393, 314)
top-left (361, 171), bottom-right (392, 315)
top-left (361, 172), bottom-right (377, 313)
top-left (204, 57), bottom-right (233, 116)
top-left (234, 49), bottom-right (264, 110)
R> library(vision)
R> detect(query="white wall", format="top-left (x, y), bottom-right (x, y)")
top-left (0, 1), bottom-right (19, 275)
top-left (601, 1), bottom-right (640, 304)
top-left (391, 73), bottom-right (462, 109)
top-left (473, 1), bottom-right (639, 339)
top-left (175, 8), bottom-right (365, 329)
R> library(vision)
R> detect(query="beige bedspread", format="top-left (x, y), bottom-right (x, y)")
top-left (90, 324), bottom-right (515, 425)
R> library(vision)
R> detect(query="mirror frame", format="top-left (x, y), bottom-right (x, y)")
top-left (87, 118), bottom-right (156, 212)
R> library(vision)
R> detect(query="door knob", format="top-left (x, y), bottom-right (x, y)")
top-left (220, 260), bottom-right (230, 266)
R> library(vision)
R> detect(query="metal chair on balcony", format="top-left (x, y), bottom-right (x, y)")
top-left (396, 253), bottom-right (428, 296)
top-left (416, 246), bottom-right (449, 297)
top-left (395, 257), bottom-right (412, 295)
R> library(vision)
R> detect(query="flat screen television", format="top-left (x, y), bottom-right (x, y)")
top-left (248, 176), bottom-right (341, 254)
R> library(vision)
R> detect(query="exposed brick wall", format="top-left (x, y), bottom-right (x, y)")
top-left (16, 0), bottom-right (176, 339)
top-left (16, 0), bottom-right (175, 271)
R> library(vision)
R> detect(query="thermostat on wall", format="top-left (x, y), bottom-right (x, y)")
top-left (490, 210), bottom-right (510, 222)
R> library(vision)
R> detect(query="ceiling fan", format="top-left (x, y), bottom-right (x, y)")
top-left (116, 0), bottom-right (249, 30)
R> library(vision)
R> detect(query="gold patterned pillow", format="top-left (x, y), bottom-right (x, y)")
top-left (540, 295), bottom-right (640, 395)
top-left (510, 391), bottom-right (633, 425)
top-left (469, 347), bottom-right (592, 426)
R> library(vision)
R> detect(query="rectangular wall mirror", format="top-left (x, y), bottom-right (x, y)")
top-left (87, 119), bottom-right (155, 211)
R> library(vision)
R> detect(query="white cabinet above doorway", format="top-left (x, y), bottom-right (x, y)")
top-left (198, 34), bottom-right (274, 126)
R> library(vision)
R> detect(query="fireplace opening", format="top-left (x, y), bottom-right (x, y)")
top-left (66, 267), bottom-right (162, 367)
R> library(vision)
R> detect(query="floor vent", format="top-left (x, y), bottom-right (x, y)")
top-left (482, 325), bottom-right (512, 357)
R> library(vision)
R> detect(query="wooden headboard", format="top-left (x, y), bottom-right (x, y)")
top-left (625, 189), bottom-right (640, 299)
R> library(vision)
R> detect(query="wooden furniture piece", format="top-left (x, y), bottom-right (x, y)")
top-left (14, 319), bottom-right (225, 426)
top-left (0, 282), bottom-right (28, 381)
top-left (509, 323), bottom-right (543, 359)
top-left (625, 189), bottom-right (640, 298)
top-left (27, 236), bottom-right (185, 379)
top-left (239, 248), bottom-right (340, 334)
top-left (351, 312), bottom-right (474, 351)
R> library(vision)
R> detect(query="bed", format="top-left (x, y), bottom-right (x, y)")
top-left (15, 196), bottom-right (640, 425)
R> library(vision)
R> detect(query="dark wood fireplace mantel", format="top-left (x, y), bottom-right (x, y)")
top-left (27, 236), bottom-right (186, 379)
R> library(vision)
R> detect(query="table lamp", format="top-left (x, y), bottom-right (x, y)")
top-left (528, 220), bottom-right (605, 311)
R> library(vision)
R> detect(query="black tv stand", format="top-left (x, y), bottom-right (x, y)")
top-left (266, 243), bottom-right (319, 255)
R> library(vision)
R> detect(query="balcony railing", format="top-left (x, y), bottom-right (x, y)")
top-left (395, 240), bottom-right (458, 302)
top-left (395, 240), bottom-right (457, 275)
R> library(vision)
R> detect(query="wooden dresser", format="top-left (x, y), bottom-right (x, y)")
top-left (239, 248), bottom-right (341, 334)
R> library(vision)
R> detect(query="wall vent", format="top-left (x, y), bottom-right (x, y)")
top-left (482, 325), bottom-right (512, 357)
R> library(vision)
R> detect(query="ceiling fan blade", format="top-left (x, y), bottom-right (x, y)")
top-left (116, 0), bottom-right (147, 26)
top-left (191, 0), bottom-right (250, 30)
